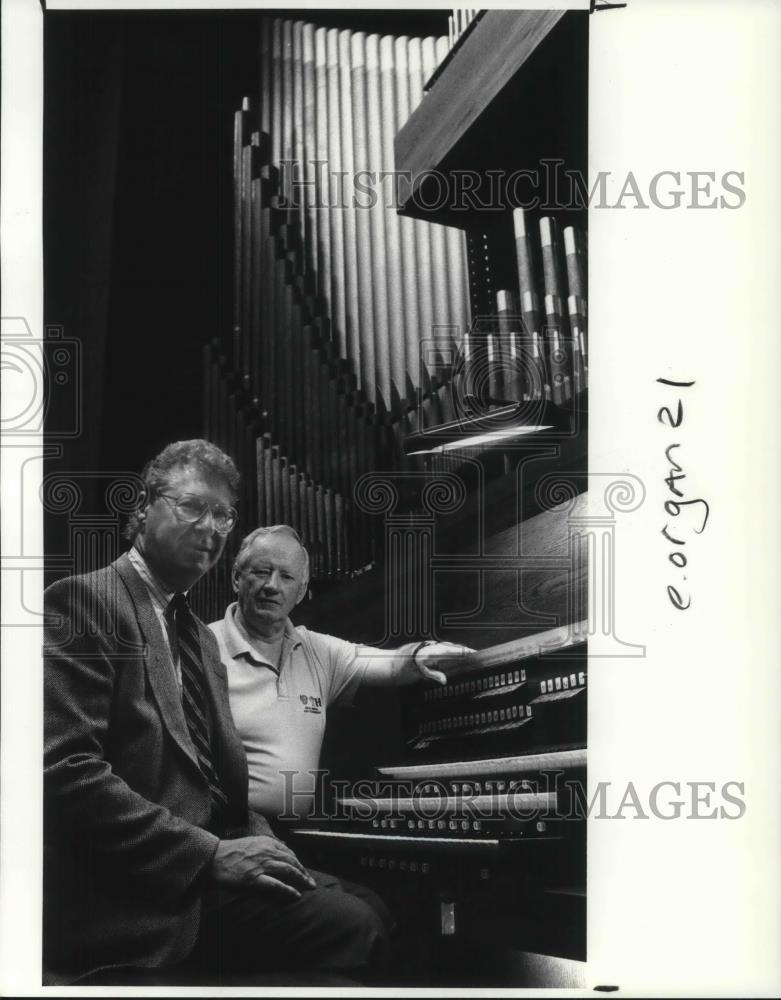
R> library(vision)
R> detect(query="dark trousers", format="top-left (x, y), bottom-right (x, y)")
top-left (192, 867), bottom-right (394, 984)
top-left (70, 868), bottom-right (393, 987)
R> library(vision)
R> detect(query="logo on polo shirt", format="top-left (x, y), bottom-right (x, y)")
top-left (299, 694), bottom-right (322, 714)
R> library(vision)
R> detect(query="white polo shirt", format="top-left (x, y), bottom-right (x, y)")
top-left (209, 602), bottom-right (368, 820)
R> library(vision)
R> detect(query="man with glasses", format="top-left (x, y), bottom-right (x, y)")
top-left (44, 440), bottom-right (390, 986)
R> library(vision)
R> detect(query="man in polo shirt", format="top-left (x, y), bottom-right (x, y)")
top-left (209, 524), bottom-right (466, 824)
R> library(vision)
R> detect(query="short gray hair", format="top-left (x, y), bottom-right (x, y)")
top-left (233, 524), bottom-right (310, 588)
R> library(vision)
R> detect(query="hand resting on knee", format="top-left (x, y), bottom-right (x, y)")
top-left (211, 836), bottom-right (317, 900)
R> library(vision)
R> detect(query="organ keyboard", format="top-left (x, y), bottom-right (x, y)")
top-left (289, 622), bottom-right (588, 962)
top-left (403, 626), bottom-right (587, 758)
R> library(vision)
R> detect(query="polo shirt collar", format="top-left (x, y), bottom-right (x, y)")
top-left (222, 602), bottom-right (302, 668)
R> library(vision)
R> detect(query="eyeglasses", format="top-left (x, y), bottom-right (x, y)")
top-left (157, 493), bottom-right (238, 535)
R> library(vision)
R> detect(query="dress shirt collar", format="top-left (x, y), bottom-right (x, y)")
top-left (127, 545), bottom-right (178, 614)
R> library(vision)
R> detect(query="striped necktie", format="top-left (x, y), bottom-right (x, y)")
top-left (169, 592), bottom-right (228, 809)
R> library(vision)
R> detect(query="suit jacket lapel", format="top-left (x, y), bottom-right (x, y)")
top-left (112, 554), bottom-right (201, 773)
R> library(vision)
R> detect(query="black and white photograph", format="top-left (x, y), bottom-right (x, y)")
top-left (1, 0), bottom-right (779, 995)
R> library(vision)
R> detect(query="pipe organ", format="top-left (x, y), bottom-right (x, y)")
top-left (198, 8), bottom-right (589, 984)
top-left (199, 17), bottom-right (472, 618)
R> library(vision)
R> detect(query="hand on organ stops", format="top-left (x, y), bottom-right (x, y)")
top-left (403, 640), bottom-right (474, 687)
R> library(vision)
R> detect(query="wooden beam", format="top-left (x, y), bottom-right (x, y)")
top-left (394, 10), bottom-right (566, 213)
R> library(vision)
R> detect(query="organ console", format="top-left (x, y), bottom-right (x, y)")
top-left (197, 7), bottom-right (590, 986)
top-left (288, 623), bottom-right (588, 978)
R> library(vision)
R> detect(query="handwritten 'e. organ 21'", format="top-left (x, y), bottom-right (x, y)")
top-left (657, 377), bottom-right (710, 611)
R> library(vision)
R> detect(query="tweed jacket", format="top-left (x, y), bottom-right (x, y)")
top-left (43, 553), bottom-right (251, 982)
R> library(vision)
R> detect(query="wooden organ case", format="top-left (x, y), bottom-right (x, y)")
top-left (198, 9), bottom-right (590, 987)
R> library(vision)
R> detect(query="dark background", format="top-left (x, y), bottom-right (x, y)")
top-left (43, 8), bottom-right (448, 557)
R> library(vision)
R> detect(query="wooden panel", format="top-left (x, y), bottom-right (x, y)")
top-left (394, 10), bottom-right (565, 209)
top-left (434, 491), bottom-right (588, 649)
top-left (295, 487), bottom-right (588, 651)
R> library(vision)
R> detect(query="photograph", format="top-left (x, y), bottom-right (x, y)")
top-left (1, 0), bottom-right (779, 995)
top-left (39, 5), bottom-right (589, 987)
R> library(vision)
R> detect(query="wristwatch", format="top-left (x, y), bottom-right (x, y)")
top-left (410, 639), bottom-right (437, 665)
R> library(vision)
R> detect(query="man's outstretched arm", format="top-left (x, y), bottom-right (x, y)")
top-left (356, 640), bottom-right (473, 688)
